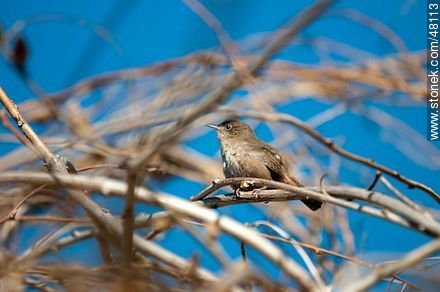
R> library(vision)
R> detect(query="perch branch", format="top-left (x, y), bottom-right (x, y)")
top-left (219, 109), bottom-right (440, 203)
top-left (122, 0), bottom-right (335, 274)
top-left (191, 177), bottom-right (440, 236)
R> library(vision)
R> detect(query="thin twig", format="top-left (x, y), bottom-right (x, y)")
top-left (380, 176), bottom-right (430, 217)
top-left (13, 215), bottom-right (90, 223)
top-left (185, 218), bottom-right (416, 289)
top-left (240, 241), bottom-right (247, 264)
top-left (261, 232), bottom-right (416, 290)
top-left (250, 221), bottom-right (327, 290)
top-left (127, 0), bottom-right (336, 173)
top-left (121, 172), bottom-right (137, 266)
top-left (0, 184), bottom-right (46, 224)
top-left (183, 0), bottom-right (239, 65)
top-left (367, 171), bottom-right (382, 191)
top-left (341, 239), bottom-right (440, 291)
top-left (0, 110), bottom-right (35, 149)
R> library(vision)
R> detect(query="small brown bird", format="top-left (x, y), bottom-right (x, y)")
top-left (208, 119), bottom-right (322, 211)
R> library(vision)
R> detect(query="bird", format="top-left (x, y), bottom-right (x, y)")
top-left (207, 119), bottom-right (322, 211)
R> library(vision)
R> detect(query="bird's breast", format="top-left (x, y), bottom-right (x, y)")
top-left (220, 146), bottom-right (244, 178)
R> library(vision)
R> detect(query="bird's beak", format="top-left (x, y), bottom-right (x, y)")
top-left (206, 124), bottom-right (220, 131)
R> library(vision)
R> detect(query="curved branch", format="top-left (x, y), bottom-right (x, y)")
top-left (0, 171), bottom-right (319, 291)
top-left (341, 239), bottom-right (440, 291)
top-left (191, 177), bottom-right (440, 236)
top-left (218, 109), bottom-right (440, 204)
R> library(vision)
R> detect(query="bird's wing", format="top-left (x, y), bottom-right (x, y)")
top-left (248, 142), bottom-right (287, 180)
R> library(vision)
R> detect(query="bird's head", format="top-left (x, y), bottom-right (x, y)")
top-left (206, 119), bottom-right (255, 141)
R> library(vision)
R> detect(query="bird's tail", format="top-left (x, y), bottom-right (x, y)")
top-left (287, 176), bottom-right (322, 211)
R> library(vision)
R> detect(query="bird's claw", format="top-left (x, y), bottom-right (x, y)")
top-left (239, 180), bottom-right (253, 191)
top-left (234, 188), bottom-right (243, 199)
top-left (252, 188), bottom-right (261, 199)
top-left (252, 186), bottom-right (267, 199)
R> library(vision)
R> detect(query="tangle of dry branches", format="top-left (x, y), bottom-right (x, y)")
top-left (0, 1), bottom-right (438, 291)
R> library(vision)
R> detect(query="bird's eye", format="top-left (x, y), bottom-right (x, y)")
top-left (225, 124), bottom-right (232, 130)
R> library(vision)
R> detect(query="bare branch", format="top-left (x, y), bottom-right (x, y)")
top-left (0, 171), bottom-right (321, 290)
top-left (0, 87), bottom-right (52, 162)
top-left (127, 0), bottom-right (336, 173)
top-left (0, 87), bottom-right (217, 282)
top-left (218, 109), bottom-right (440, 203)
top-left (191, 177), bottom-right (440, 236)
top-left (341, 239), bottom-right (440, 291)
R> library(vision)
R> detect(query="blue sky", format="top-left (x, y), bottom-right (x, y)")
top-left (0, 0), bottom-right (437, 290)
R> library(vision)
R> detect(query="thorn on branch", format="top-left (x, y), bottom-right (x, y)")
top-left (315, 173), bottom-right (329, 209)
top-left (367, 171), bottom-right (382, 191)
top-left (240, 241), bottom-right (247, 264)
top-left (319, 173), bottom-right (330, 198)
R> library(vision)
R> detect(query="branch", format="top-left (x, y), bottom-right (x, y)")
top-left (127, 0), bottom-right (335, 172)
top-left (0, 184), bottom-right (47, 224)
top-left (0, 87), bottom-right (217, 282)
top-left (178, 217), bottom-right (416, 289)
top-left (341, 239), bottom-right (440, 291)
top-left (192, 177), bottom-right (440, 236)
top-left (0, 171), bottom-right (321, 291)
top-left (218, 109), bottom-right (440, 204)
top-left (123, 0), bottom-right (335, 273)
top-left (0, 87), bottom-right (52, 161)
top-left (380, 175), bottom-right (429, 216)
top-left (183, 0), bottom-right (239, 64)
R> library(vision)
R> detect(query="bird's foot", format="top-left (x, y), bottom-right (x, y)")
top-left (234, 188), bottom-right (243, 199)
top-left (234, 186), bottom-right (266, 200)
top-left (239, 180), bottom-right (255, 191)
top-left (252, 186), bottom-right (267, 199)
